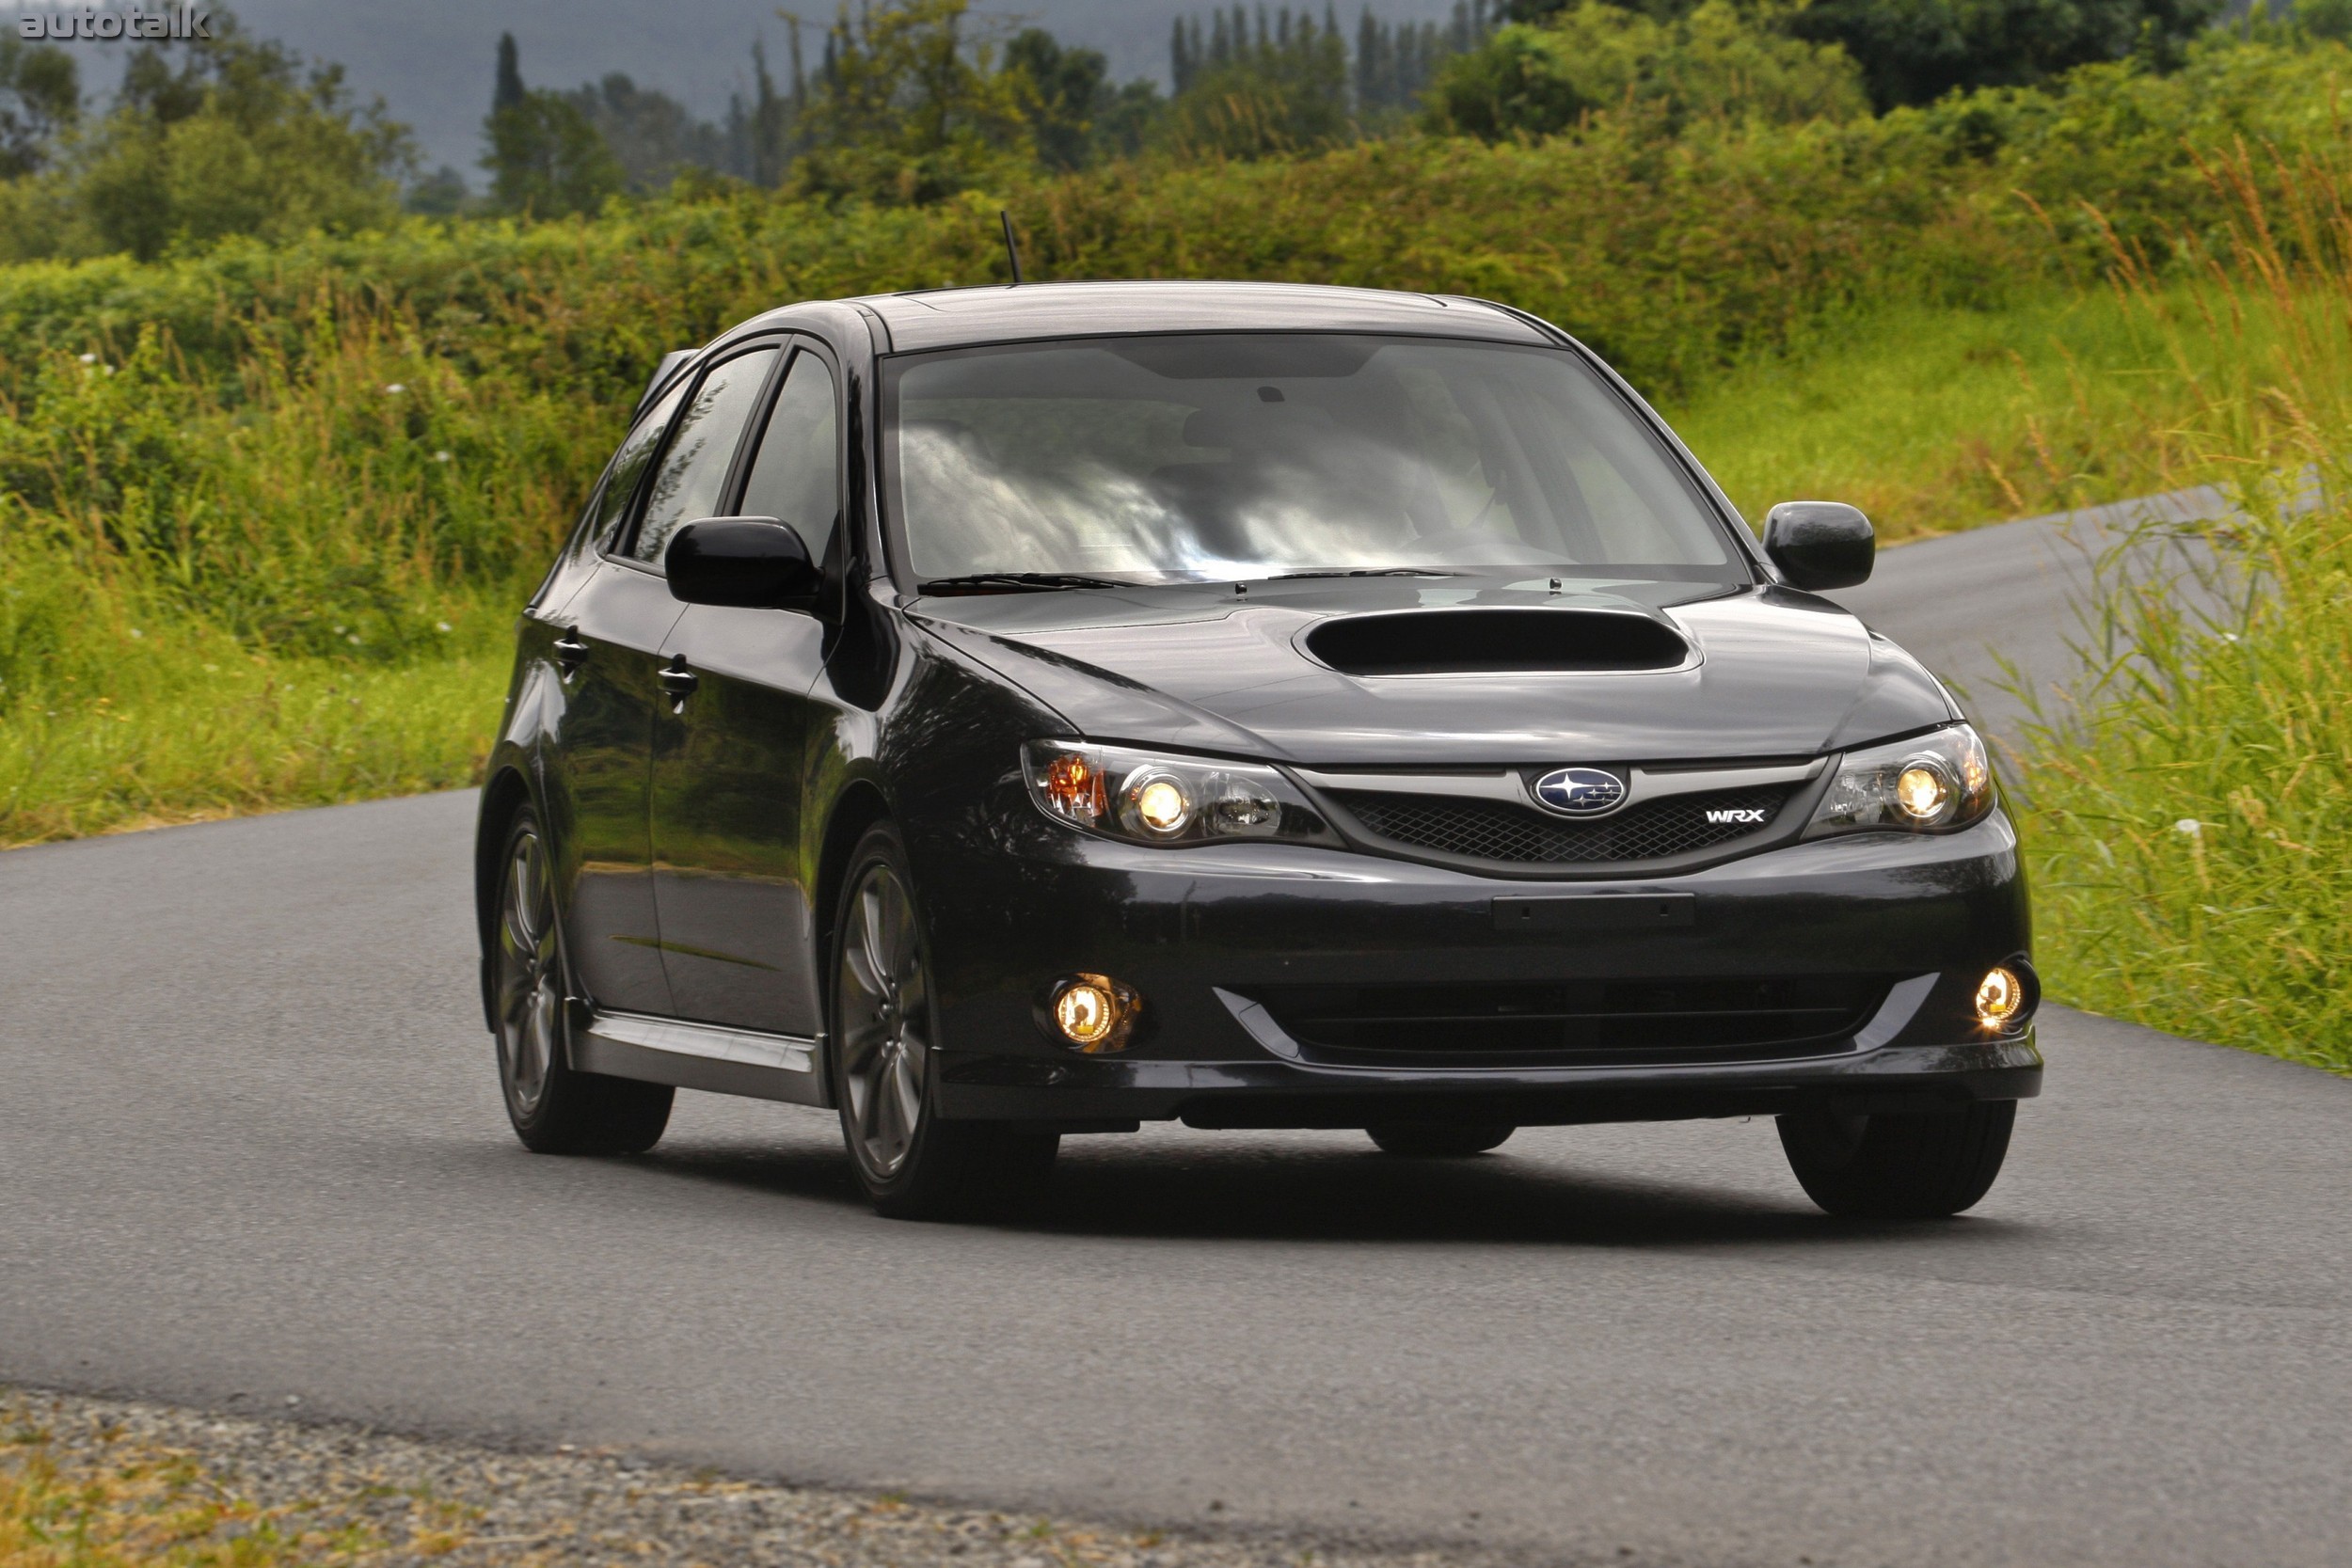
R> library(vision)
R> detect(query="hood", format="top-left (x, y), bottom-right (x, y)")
top-left (912, 578), bottom-right (1956, 767)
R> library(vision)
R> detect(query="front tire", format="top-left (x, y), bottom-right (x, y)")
top-left (1777, 1101), bottom-right (2016, 1219)
top-left (493, 808), bottom-right (673, 1156)
top-left (829, 824), bottom-right (1056, 1220)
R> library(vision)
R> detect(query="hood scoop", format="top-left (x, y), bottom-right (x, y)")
top-left (1304, 608), bottom-right (1690, 676)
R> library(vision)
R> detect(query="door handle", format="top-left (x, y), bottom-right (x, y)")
top-left (551, 631), bottom-right (590, 673)
top-left (659, 658), bottom-right (700, 705)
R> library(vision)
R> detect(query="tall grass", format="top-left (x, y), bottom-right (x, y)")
top-left (2015, 146), bottom-right (2352, 1067)
top-left (0, 294), bottom-right (591, 844)
top-left (1670, 286), bottom-right (2224, 536)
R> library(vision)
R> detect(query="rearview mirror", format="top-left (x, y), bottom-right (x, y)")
top-left (1762, 501), bottom-right (1874, 591)
top-left (665, 518), bottom-right (821, 609)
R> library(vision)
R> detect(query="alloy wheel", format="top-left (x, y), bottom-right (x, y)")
top-left (836, 861), bottom-right (930, 1178)
top-left (496, 824), bottom-right (562, 1117)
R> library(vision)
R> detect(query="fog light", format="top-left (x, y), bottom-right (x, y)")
top-left (1976, 966), bottom-right (2026, 1029)
top-left (1048, 973), bottom-right (1140, 1053)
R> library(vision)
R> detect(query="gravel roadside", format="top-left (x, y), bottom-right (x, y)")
top-left (3, 1386), bottom-right (1503, 1568)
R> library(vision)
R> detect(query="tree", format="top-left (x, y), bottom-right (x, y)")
top-left (566, 72), bottom-right (728, 192)
top-left (723, 31), bottom-right (806, 188)
top-left (0, 37), bottom-right (78, 179)
top-left (1427, 0), bottom-right (1867, 138)
top-left (1510, 0), bottom-right (2224, 107)
top-left (1353, 3), bottom-right (1498, 114)
top-left (1787, 0), bottom-right (2223, 107)
top-left (1004, 26), bottom-right (1152, 170)
top-left (480, 35), bottom-right (622, 217)
top-left (9, 14), bottom-right (412, 261)
top-left (405, 164), bottom-right (470, 214)
top-left (494, 32), bottom-right (525, 114)
top-left (791, 0), bottom-right (1031, 205)
top-left (1159, 5), bottom-right (1351, 159)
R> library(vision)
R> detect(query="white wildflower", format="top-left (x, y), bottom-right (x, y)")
top-left (433, 450), bottom-right (452, 463)
top-left (2174, 818), bottom-right (2202, 836)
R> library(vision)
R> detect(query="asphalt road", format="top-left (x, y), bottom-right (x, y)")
top-left (6, 501), bottom-right (2346, 1568)
top-left (1825, 483), bottom-right (2233, 745)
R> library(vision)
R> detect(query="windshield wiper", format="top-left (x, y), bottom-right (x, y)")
top-left (918, 572), bottom-right (1136, 594)
top-left (1270, 568), bottom-right (1459, 581)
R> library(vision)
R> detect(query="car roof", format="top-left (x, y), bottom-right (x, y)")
top-left (825, 280), bottom-right (1556, 354)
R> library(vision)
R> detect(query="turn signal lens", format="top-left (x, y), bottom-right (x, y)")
top-left (1040, 752), bottom-right (1108, 827)
top-left (1976, 966), bottom-right (2026, 1029)
top-left (1048, 973), bottom-right (1140, 1053)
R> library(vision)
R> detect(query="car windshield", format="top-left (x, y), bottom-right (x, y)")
top-left (882, 333), bottom-right (1743, 587)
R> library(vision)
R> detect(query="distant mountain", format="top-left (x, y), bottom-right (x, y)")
top-left (38, 0), bottom-right (1473, 180)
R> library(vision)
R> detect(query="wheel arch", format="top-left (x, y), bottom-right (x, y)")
top-left (811, 780), bottom-right (894, 1055)
top-left (475, 764), bottom-right (537, 1034)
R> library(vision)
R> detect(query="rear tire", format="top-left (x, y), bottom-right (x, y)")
top-left (1366, 1122), bottom-right (1516, 1158)
top-left (493, 808), bottom-right (673, 1156)
top-left (829, 823), bottom-right (1057, 1220)
top-left (1778, 1101), bottom-right (2015, 1218)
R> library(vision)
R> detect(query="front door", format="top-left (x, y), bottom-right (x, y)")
top-left (650, 344), bottom-right (844, 1035)
top-left (548, 561), bottom-right (687, 1016)
top-left (553, 342), bottom-right (781, 1017)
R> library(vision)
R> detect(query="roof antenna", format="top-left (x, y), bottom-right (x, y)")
top-left (999, 210), bottom-right (1024, 286)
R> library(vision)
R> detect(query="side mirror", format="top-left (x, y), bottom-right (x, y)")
top-left (665, 517), bottom-right (821, 609)
top-left (1762, 501), bottom-right (1874, 591)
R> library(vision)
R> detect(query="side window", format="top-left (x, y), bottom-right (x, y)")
top-left (738, 350), bottom-right (840, 562)
top-left (591, 379), bottom-right (688, 554)
top-left (630, 346), bottom-right (781, 568)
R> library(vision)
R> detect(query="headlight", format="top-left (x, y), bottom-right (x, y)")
top-left (1024, 741), bottom-right (1338, 847)
top-left (1805, 723), bottom-right (1994, 837)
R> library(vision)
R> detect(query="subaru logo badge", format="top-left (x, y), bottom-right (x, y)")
top-left (1533, 767), bottom-right (1626, 817)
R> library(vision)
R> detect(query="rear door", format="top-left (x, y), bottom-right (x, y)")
top-left (650, 342), bottom-right (844, 1034)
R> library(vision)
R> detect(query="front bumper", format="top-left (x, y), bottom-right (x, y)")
top-left (911, 811), bottom-right (2040, 1129)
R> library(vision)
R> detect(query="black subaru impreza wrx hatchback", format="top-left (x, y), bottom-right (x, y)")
top-left (474, 280), bottom-right (2039, 1219)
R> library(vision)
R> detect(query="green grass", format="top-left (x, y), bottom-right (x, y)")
top-left (0, 633), bottom-right (507, 845)
top-left (1669, 283), bottom-right (2293, 539)
top-left (2015, 479), bottom-right (2352, 1068)
top-left (2000, 150), bottom-right (2352, 1069)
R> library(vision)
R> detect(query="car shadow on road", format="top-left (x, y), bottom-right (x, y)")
top-left (639, 1132), bottom-right (2028, 1252)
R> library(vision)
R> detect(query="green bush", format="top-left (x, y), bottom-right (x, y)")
top-left (1426, 3), bottom-right (1869, 140)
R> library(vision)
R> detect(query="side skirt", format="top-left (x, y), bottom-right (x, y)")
top-left (570, 1008), bottom-right (831, 1109)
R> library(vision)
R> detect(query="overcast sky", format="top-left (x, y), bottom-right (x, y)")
top-left (10, 0), bottom-right (1471, 179)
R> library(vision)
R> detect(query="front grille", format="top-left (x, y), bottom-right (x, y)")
top-left (1334, 785), bottom-right (1792, 866)
top-left (1248, 975), bottom-right (1889, 1069)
